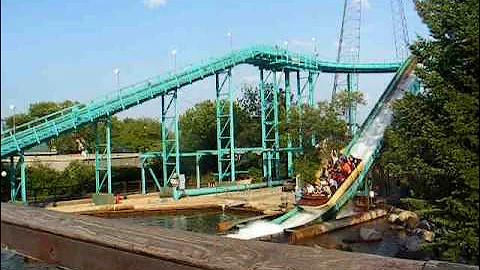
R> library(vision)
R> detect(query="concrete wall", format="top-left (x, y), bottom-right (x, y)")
top-left (7, 153), bottom-right (141, 171)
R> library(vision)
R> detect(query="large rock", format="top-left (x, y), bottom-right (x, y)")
top-left (422, 230), bottom-right (435, 242)
top-left (398, 210), bottom-right (419, 229)
top-left (387, 213), bottom-right (400, 223)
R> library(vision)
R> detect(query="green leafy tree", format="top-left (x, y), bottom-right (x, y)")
top-left (287, 101), bottom-right (348, 183)
top-left (333, 90), bottom-right (367, 117)
top-left (381, 0), bottom-right (478, 264)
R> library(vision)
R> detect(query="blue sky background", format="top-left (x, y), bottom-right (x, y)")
top-left (1, 0), bottom-right (429, 124)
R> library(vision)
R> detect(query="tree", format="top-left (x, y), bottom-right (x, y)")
top-left (287, 101), bottom-right (348, 183)
top-left (238, 83), bottom-right (261, 117)
top-left (381, 0), bottom-right (478, 264)
top-left (333, 89), bottom-right (367, 117)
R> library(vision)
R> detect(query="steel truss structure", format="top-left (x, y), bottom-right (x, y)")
top-left (216, 70), bottom-right (236, 183)
top-left (1, 45), bottom-right (403, 203)
top-left (260, 69), bottom-right (280, 183)
top-left (161, 90), bottom-right (180, 187)
top-left (8, 154), bottom-right (27, 204)
top-left (95, 118), bottom-right (112, 194)
top-left (333, 0), bottom-right (362, 136)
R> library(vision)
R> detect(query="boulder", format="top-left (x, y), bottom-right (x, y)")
top-left (422, 230), bottom-right (435, 242)
top-left (387, 213), bottom-right (399, 223)
top-left (398, 210), bottom-right (419, 229)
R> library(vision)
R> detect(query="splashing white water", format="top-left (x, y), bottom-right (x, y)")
top-left (226, 220), bottom-right (285, 240)
top-left (350, 74), bottom-right (416, 160)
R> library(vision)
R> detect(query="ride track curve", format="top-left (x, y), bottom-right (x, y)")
top-left (1, 45), bottom-right (401, 159)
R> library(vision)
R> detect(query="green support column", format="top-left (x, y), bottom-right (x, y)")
top-left (95, 118), bottom-right (112, 194)
top-left (308, 72), bottom-right (317, 146)
top-left (9, 156), bottom-right (15, 202)
top-left (296, 71), bottom-right (303, 147)
top-left (260, 69), bottom-right (280, 181)
top-left (267, 151), bottom-right (273, 186)
top-left (273, 72), bottom-right (280, 179)
top-left (161, 90), bottom-right (180, 187)
top-left (284, 71), bottom-right (293, 178)
top-left (260, 69), bottom-right (268, 179)
top-left (95, 123), bottom-right (100, 193)
top-left (141, 160), bottom-right (146, 194)
top-left (195, 154), bottom-right (201, 188)
top-left (106, 119), bottom-right (112, 194)
top-left (347, 73), bottom-right (356, 136)
top-left (20, 155), bottom-right (27, 205)
top-left (9, 153), bottom-right (27, 205)
top-left (216, 69), bottom-right (236, 183)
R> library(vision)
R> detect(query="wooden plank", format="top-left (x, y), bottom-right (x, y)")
top-left (1, 203), bottom-right (430, 270)
top-left (289, 209), bottom-right (387, 243)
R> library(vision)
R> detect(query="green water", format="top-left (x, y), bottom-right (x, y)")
top-left (109, 209), bottom-right (259, 235)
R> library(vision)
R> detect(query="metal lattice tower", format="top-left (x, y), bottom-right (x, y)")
top-left (390, 0), bottom-right (410, 61)
top-left (216, 70), bottom-right (236, 183)
top-left (332, 0), bottom-right (361, 136)
top-left (161, 90), bottom-right (180, 187)
top-left (332, 0), bottom-right (361, 100)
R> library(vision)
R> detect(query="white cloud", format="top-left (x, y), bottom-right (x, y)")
top-left (144, 0), bottom-right (168, 9)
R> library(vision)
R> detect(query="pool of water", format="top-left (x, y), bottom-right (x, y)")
top-left (108, 209), bottom-right (260, 235)
top-left (296, 218), bottom-right (422, 259)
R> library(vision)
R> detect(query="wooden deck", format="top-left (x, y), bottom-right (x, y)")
top-left (1, 203), bottom-right (477, 270)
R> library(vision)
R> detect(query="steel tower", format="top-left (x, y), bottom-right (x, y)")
top-left (390, 0), bottom-right (410, 61)
top-left (332, 0), bottom-right (362, 136)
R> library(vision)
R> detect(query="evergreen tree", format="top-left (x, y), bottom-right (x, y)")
top-left (381, 0), bottom-right (478, 264)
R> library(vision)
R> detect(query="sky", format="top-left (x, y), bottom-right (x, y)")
top-left (1, 0), bottom-right (430, 125)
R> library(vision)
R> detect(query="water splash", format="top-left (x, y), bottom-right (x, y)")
top-left (226, 220), bottom-right (285, 240)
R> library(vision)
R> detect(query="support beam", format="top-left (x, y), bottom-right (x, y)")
top-left (9, 156), bottom-right (15, 202)
top-left (260, 69), bottom-right (280, 181)
top-left (273, 72), bottom-right (280, 179)
top-left (216, 70), bottom-right (236, 183)
top-left (9, 153), bottom-right (27, 205)
top-left (308, 72), bottom-right (318, 146)
top-left (296, 71), bottom-right (304, 147)
top-left (260, 69), bottom-right (268, 179)
top-left (284, 71), bottom-right (293, 178)
top-left (347, 73), bottom-right (357, 136)
top-left (161, 90), bottom-right (180, 187)
top-left (95, 118), bottom-right (112, 194)
top-left (141, 163), bottom-right (146, 194)
top-left (195, 155), bottom-right (201, 188)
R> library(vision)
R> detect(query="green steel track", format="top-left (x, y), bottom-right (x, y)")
top-left (1, 45), bottom-right (401, 159)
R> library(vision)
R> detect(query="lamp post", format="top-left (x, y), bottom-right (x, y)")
top-left (312, 37), bottom-right (317, 57)
top-left (9, 105), bottom-right (16, 134)
top-left (171, 50), bottom-right (177, 71)
top-left (227, 32), bottom-right (232, 51)
top-left (113, 68), bottom-right (120, 87)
